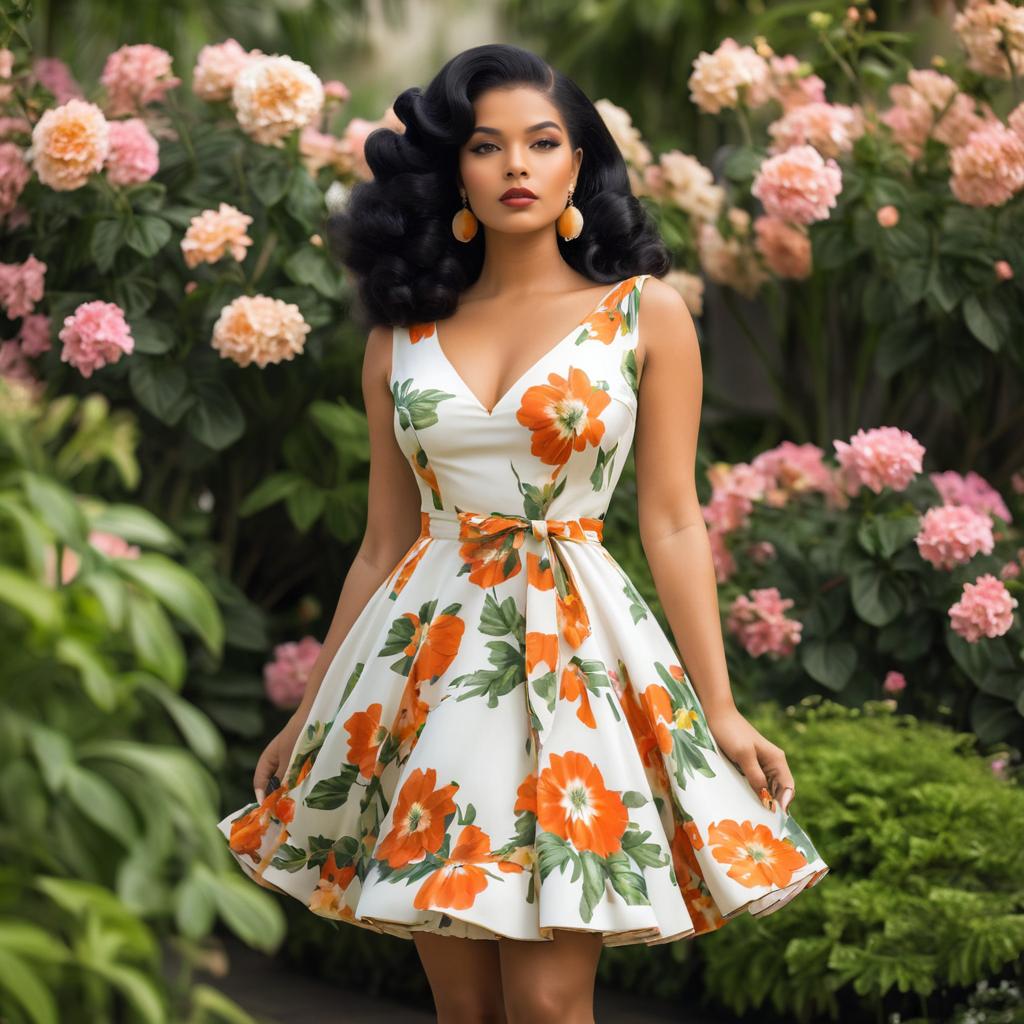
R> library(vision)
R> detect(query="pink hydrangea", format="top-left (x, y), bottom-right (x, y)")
top-left (929, 469), bottom-right (1011, 523)
top-left (833, 426), bottom-right (926, 495)
top-left (263, 636), bottom-right (322, 709)
top-left (702, 461), bottom-right (771, 533)
top-left (915, 504), bottom-right (996, 570)
top-left (707, 527), bottom-right (736, 584)
top-left (100, 43), bottom-right (180, 117)
top-left (950, 122), bottom-right (1024, 206)
top-left (0, 143), bottom-right (30, 216)
top-left (104, 117), bottom-right (160, 186)
top-left (766, 101), bottom-right (865, 160)
top-left (0, 338), bottom-right (37, 391)
top-left (31, 56), bottom-right (83, 104)
top-left (883, 670), bottom-right (907, 694)
top-left (753, 215), bottom-right (812, 279)
top-left (17, 313), bottom-right (51, 356)
top-left (747, 540), bottom-right (776, 564)
top-left (58, 300), bottom-right (134, 378)
top-left (751, 144), bottom-right (843, 225)
top-left (768, 54), bottom-right (827, 111)
top-left (0, 254), bottom-right (46, 319)
top-left (948, 573), bottom-right (1018, 642)
top-left (727, 586), bottom-right (803, 658)
top-left (751, 440), bottom-right (836, 498)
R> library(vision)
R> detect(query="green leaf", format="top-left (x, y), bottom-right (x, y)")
top-left (285, 169), bottom-right (326, 230)
top-left (850, 564), bottom-right (905, 626)
top-left (185, 380), bottom-right (245, 451)
top-left (91, 218), bottom-right (126, 274)
top-left (962, 294), bottom-right (1002, 352)
top-left (0, 947), bottom-right (59, 1024)
top-left (54, 634), bottom-right (118, 711)
top-left (249, 157), bottom-right (291, 207)
top-left (238, 472), bottom-right (304, 516)
top-left (206, 871), bottom-right (286, 953)
top-left (125, 215), bottom-right (172, 257)
top-left (285, 480), bottom-right (325, 532)
top-left (127, 590), bottom-right (186, 688)
top-left (283, 246), bottom-right (342, 299)
top-left (128, 359), bottom-right (192, 425)
top-left (0, 566), bottom-right (63, 630)
top-left (129, 317), bottom-right (177, 355)
top-left (132, 673), bottom-right (225, 766)
top-left (65, 765), bottom-right (139, 843)
top-left (20, 470), bottom-right (88, 546)
top-left (799, 638), bottom-right (857, 691)
top-left (89, 504), bottom-right (182, 552)
top-left (85, 962), bottom-right (166, 1024)
top-left (116, 553), bottom-right (223, 656)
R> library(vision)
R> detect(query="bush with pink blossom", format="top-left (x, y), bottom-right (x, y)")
top-left (691, 423), bottom-right (1023, 749)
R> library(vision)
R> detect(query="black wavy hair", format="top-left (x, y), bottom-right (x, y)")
top-left (325, 42), bottom-right (671, 331)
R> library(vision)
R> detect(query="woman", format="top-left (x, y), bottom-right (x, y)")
top-left (218, 42), bottom-right (829, 1024)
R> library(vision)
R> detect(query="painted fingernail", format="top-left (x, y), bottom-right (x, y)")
top-left (255, 789), bottom-right (265, 804)
top-left (758, 786), bottom-right (775, 811)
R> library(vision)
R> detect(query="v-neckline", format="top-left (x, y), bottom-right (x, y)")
top-left (433, 277), bottom-right (630, 417)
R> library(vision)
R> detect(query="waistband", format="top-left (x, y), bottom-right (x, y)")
top-left (419, 508), bottom-right (605, 544)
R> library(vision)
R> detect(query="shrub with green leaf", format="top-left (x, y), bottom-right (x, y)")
top-left (0, 379), bottom-right (284, 1023)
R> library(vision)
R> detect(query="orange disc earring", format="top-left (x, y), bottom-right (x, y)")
top-left (452, 187), bottom-right (478, 242)
top-left (556, 184), bottom-right (584, 240)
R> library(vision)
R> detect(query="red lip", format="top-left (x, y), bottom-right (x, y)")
top-left (500, 188), bottom-right (537, 199)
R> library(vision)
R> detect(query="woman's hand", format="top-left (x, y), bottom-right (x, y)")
top-left (705, 704), bottom-right (795, 814)
top-left (253, 712), bottom-right (306, 804)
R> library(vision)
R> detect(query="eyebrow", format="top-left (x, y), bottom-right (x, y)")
top-left (470, 121), bottom-right (562, 135)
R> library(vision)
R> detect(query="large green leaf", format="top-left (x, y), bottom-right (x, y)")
top-left (0, 948), bottom-right (59, 1024)
top-left (132, 673), bottom-right (225, 766)
top-left (0, 566), bottom-right (63, 630)
top-left (799, 638), bottom-right (857, 691)
top-left (127, 590), bottom-right (186, 688)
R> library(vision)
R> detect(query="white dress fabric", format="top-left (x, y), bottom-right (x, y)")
top-left (217, 273), bottom-right (830, 946)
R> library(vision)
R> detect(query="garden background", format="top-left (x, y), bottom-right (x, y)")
top-left (1, 0), bottom-right (1023, 1022)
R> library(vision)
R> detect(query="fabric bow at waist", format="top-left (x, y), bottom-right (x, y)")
top-left (420, 508), bottom-right (606, 763)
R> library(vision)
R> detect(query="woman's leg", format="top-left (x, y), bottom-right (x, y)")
top-left (412, 931), bottom-right (507, 1024)
top-left (497, 928), bottom-right (603, 1024)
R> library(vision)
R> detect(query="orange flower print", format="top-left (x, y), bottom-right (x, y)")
top-left (413, 823), bottom-right (499, 911)
top-left (619, 681), bottom-right (672, 798)
top-left (410, 612), bottom-right (465, 686)
top-left (669, 823), bottom-right (724, 936)
top-left (642, 684), bottom-right (675, 755)
top-left (560, 662), bottom-right (596, 728)
top-left (537, 751), bottom-right (628, 857)
top-left (516, 366), bottom-right (610, 467)
top-left (458, 516), bottom-right (527, 589)
top-left (706, 819), bottom-right (808, 889)
top-left (228, 757), bottom-right (310, 863)
top-left (308, 849), bottom-right (357, 916)
top-left (557, 588), bottom-right (592, 649)
top-left (527, 550), bottom-right (554, 590)
top-left (409, 448), bottom-right (442, 508)
top-left (345, 702), bottom-right (386, 779)
top-left (374, 766), bottom-right (459, 869)
top-left (386, 525), bottom-right (430, 596)
top-left (583, 278), bottom-right (636, 345)
top-left (514, 771), bottom-right (537, 815)
top-left (526, 631), bottom-right (558, 675)
top-left (409, 322), bottom-right (435, 343)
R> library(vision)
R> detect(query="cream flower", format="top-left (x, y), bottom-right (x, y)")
top-left (181, 202), bottom-right (254, 268)
top-left (30, 98), bottom-right (109, 191)
top-left (233, 54), bottom-right (324, 146)
top-left (594, 98), bottom-right (652, 169)
top-left (211, 294), bottom-right (310, 367)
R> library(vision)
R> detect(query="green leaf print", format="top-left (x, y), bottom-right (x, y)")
top-left (478, 591), bottom-right (524, 641)
top-left (605, 851), bottom-right (651, 907)
top-left (620, 827), bottom-right (670, 870)
top-left (672, 731), bottom-right (718, 791)
top-left (512, 461), bottom-right (567, 519)
top-left (531, 670), bottom-right (556, 714)
top-left (535, 830), bottom-right (574, 880)
top-left (589, 443), bottom-right (619, 493)
top-left (304, 762), bottom-right (361, 809)
top-left (621, 344), bottom-right (639, 395)
top-left (270, 843), bottom-right (308, 872)
top-left (391, 378), bottom-right (455, 431)
top-left (578, 850), bottom-right (607, 923)
top-left (621, 791), bottom-right (648, 807)
top-left (451, 639), bottom-right (524, 706)
top-left (284, 719), bottom-right (332, 786)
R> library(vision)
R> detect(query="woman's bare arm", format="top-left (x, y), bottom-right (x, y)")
top-left (290, 323), bottom-right (423, 719)
top-left (632, 280), bottom-right (796, 811)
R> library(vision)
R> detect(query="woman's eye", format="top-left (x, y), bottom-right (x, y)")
top-left (470, 139), bottom-right (559, 154)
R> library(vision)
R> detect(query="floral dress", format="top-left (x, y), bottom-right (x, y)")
top-left (217, 273), bottom-right (830, 946)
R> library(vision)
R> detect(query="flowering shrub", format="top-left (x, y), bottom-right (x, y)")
top-left (697, 423), bottom-right (1023, 749)
top-left (597, 4), bottom-right (1024, 483)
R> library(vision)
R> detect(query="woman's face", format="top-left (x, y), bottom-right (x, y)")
top-left (457, 85), bottom-right (582, 234)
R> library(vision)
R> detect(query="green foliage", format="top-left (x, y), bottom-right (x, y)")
top-left (0, 381), bottom-right (281, 1023)
top-left (603, 698), bottom-right (1024, 1023)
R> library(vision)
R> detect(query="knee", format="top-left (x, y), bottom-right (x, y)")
top-left (503, 985), bottom-right (580, 1024)
top-left (434, 989), bottom-right (506, 1024)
